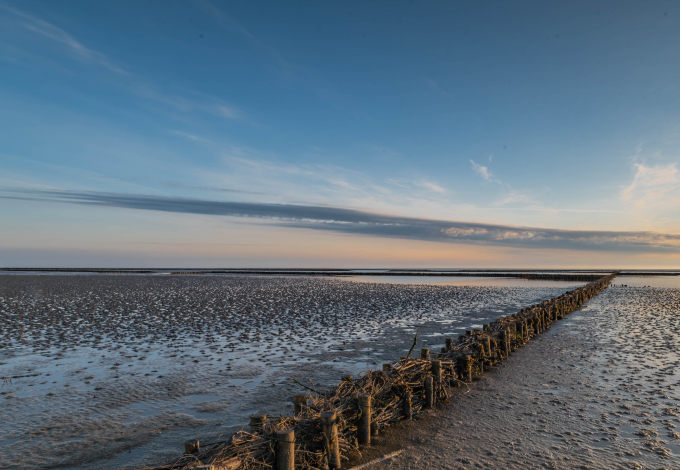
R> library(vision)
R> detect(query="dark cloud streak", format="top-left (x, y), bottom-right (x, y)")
top-left (2, 188), bottom-right (679, 253)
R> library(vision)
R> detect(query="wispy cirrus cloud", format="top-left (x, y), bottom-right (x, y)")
top-left (470, 159), bottom-right (492, 181)
top-left (0, 3), bottom-right (245, 122)
top-left (622, 162), bottom-right (679, 208)
top-left (0, 3), bottom-right (128, 74)
top-left (2, 188), bottom-right (679, 253)
top-left (425, 78), bottom-right (451, 98)
top-left (414, 180), bottom-right (446, 194)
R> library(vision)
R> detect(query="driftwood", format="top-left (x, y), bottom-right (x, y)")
top-left (128, 273), bottom-right (616, 470)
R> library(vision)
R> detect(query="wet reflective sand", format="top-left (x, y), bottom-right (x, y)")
top-left (367, 276), bottom-right (680, 469)
top-left (0, 274), bottom-right (580, 470)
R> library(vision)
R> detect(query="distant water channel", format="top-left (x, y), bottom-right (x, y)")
top-left (0, 274), bottom-right (597, 469)
top-left (347, 275), bottom-right (588, 287)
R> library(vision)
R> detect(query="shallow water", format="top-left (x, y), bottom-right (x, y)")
top-left (615, 275), bottom-right (680, 288)
top-left (348, 275), bottom-right (588, 287)
top-left (0, 274), bottom-right (582, 470)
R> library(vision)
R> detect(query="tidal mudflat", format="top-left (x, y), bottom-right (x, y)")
top-left (366, 276), bottom-right (680, 470)
top-left (0, 274), bottom-right (583, 469)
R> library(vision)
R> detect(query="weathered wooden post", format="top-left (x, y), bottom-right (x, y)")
top-left (477, 343), bottom-right (487, 372)
top-left (458, 354), bottom-right (472, 381)
top-left (321, 411), bottom-right (341, 468)
top-left (445, 338), bottom-right (453, 351)
top-left (481, 336), bottom-right (491, 356)
top-left (420, 348), bottom-right (429, 359)
top-left (249, 413), bottom-right (266, 433)
top-left (402, 389), bottom-right (412, 420)
top-left (357, 394), bottom-right (371, 445)
top-left (431, 360), bottom-right (442, 381)
top-left (293, 395), bottom-right (306, 415)
top-left (276, 428), bottom-right (295, 470)
top-left (185, 439), bottom-right (199, 454)
top-left (382, 363), bottom-right (392, 371)
top-left (424, 376), bottom-right (434, 408)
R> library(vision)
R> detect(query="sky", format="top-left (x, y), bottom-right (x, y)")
top-left (1, 0), bottom-right (680, 268)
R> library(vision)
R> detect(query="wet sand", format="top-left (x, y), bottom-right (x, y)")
top-left (356, 277), bottom-right (680, 469)
top-left (0, 275), bottom-right (582, 470)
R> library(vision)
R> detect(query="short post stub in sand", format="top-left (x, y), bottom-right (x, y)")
top-left (321, 411), bottom-right (341, 468)
top-left (184, 439), bottom-right (199, 454)
top-left (420, 348), bottom-right (429, 359)
top-left (293, 395), bottom-right (306, 416)
top-left (424, 376), bottom-right (434, 408)
top-left (445, 338), bottom-right (453, 351)
top-left (276, 428), bottom-right (295, 470)
top-left (357, 394), bottom-right (371, 445)
top-left (249, 413), bottom-right (266, 433)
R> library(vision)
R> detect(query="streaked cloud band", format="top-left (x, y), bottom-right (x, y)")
top-left (3, 188), bottom-right (679, 253)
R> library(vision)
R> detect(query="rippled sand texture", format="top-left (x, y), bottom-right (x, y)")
top-left (372, 282), bottom-right (680, 470)
top-left (0, 275), bottom-right (580, 470)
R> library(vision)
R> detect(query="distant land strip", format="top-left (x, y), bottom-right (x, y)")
top-left (1, 267), bottom-right (678, 278)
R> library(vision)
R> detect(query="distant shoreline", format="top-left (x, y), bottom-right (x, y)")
top-left (0, 267), bottom-right (678, 278)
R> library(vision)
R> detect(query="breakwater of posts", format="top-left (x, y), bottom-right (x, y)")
top-left (132, 273), bottom-right (616, 470)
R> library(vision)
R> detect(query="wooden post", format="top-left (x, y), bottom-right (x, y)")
top-left (249, 413), bottom-right (266, 433)
top-left (382, 363), bottom-right (392, 371)
top-left (482, 336), bottom-right (491, 356)
top-left (425, 376), bottom-right (434, 408)
top-left (293, 395), bottom-right (306, 416)
top-left (456, 355), bottom-right (467, 382)
top-left (357, 394), bottom-right (371, 445)
top-left (431, 360), bottom-right (442, 381)
top-left (516, 322), bottom-right (523, 344)
top-left (184, 439), bottom-right (199, 454)
top-left (402, 389), bottom-right (412, 420)
top-left (445, 338), bottom-right (453, 351)
top-left (276, 428), bottom-right (295, 470)
top-left (321, 411), bottom-right (341, 469)
top-left (420, 348), bottom-right (429, 359)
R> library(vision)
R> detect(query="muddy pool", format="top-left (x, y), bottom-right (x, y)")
top-left (0, 274), bottom-right (591, 469)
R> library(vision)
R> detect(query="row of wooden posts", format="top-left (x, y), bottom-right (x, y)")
top-left (183, 273), bottom-right (617, 470)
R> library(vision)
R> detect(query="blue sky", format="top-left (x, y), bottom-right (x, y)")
top-left (1, 0), bottom-right (679, 267)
